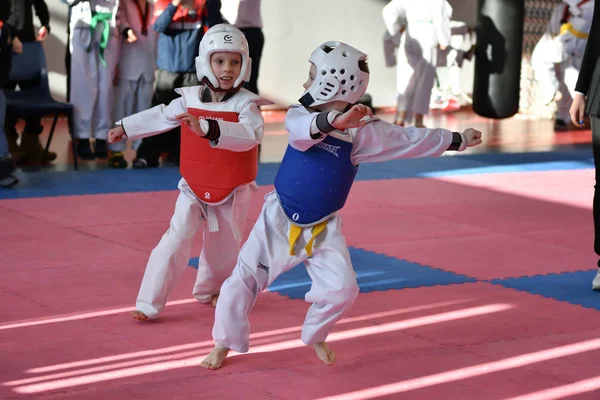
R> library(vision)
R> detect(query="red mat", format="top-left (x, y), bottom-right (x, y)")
top-left (2, 170), bottom-right (599, 399)
top-left (1, 284), bottom-right (599, 399)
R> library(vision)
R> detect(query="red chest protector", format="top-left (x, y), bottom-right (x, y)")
top-left (179, 108), bottom-right (258, 204)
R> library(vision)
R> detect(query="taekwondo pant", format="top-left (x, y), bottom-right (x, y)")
top-left (212, 191), bottom-right (360, 353)
top-left (396, 22), bottom-right (439, 116)
top-left (437, 23), bottom-right (475, 96)
top-left (70, 27), bottom-right (118, 140)
top-left (109, 75), bottom-right (154, 152)
top-left (135, 179), bottom-right (254, 319)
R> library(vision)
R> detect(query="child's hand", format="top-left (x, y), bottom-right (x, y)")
top-left (12, 37), bottom-right (22, 54)
top-left (176, 113), bottom-right (206, 136)
top-left (331, 104), bottom-right (374, 130)
top-left (462, 128), bottom-right (483, 147)
top-left (126, 29), bottom-right (138, 43)
top-left (37, 26), bottom-right (49, 42)
top-left (108, 126), bottom-right (126, 143)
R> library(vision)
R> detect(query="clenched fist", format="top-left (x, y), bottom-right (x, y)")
top-left (108, 126), bottom-right (126, 143)
top-left (331, 104), bottom-right (374, 130)
top-left (461, 128), bottom-right (483, 148)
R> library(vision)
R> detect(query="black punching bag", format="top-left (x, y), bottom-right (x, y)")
top-left (472, 0), bottom-right (525, 119)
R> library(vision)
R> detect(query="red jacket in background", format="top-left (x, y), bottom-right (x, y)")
top-left (152, 0), bottom-right (207, 27)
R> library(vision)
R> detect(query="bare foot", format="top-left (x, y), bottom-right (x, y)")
top-left (313, 341), bottom-right (336, 365)
top-left (200, 347), bottom-right (230, 370)
top-left (130, 310), bottom-right (149, 321)
top-left (211, 294), bottom-right (219, 307)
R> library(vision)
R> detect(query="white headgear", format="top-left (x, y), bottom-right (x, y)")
top-left (195, 24), bottom-right (252, 91)
top-left (299, 41), bottom-right (370, 108)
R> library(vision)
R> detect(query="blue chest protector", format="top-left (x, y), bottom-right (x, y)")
top-left (274, 134), bottom-right (359, 226)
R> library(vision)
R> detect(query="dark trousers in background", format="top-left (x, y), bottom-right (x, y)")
top-left (591, 115), bottom-right (600, 266)
top-left (239, 27), bottom-right (264, 95)
top-left (4, 77), bottom-right (44, 137)
top-left (239, 27), bottom-right (264, 160)
top-left (135, 69), bottom-right (200, 166)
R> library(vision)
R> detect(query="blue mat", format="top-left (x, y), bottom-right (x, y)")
top-left (190, 248), bottom-right (600, 311)
top-left (491, 270), bottom-right (600, 311)
top-left (1, 149), bottom-right (593, 199)
top-left (189, 247), bottom-right (476, 299)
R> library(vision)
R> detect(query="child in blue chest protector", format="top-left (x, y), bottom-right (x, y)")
top-left (199, 41), bottom-right (483, 369)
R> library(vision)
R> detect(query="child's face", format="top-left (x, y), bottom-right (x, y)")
top-left (303, 64), bottom-right (317, 91)
top-left (210, 52), bottom-right (242, 90)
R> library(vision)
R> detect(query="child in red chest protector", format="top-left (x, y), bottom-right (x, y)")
top-left (108, 23), bottom-right (270, 321)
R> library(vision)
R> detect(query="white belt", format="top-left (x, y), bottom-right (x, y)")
top-left (206, 206), bottom-right (219, 233)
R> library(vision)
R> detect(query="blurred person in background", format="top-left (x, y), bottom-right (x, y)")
top-left (4, 0), bottom-right (54, 165)
top-left (0, 1), bottom-right (19, 187)
top-left (108, 0), bottom-right (157, 168)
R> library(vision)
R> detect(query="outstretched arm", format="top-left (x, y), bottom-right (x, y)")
top-left (118, 97), bottom-right (187, 141)
top-left (351, 121), bottom-right (481, 164)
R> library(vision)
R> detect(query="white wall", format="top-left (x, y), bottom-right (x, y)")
top-left (42, 0), bottom-right (478, 107)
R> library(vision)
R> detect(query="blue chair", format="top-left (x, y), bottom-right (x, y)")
top-left (5, 42), bottom-right (78, 170)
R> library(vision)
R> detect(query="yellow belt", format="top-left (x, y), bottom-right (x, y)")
top-left (288, 221), bottom-right (328, 257)
top-left (560, 22), bottom-right (589, 39)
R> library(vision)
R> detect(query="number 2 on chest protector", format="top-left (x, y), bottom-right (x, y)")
top-left (205, 192), bottom-right (211, 200)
